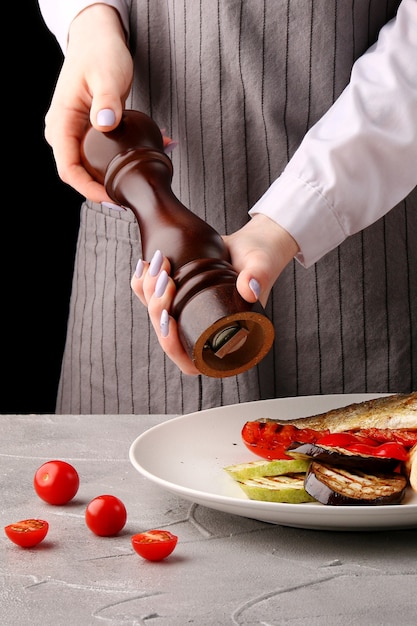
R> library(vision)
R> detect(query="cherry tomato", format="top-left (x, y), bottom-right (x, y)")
top-left (85, 495), bottom-right (127, 536)
top-left (34, 460), bottom-right (80, 505)
top-left (241, 421), bottom-right (329, 460)
top-left (131, 529), bottom-right (178, 561)
top-left (4, 519), bottom-right (49, 548)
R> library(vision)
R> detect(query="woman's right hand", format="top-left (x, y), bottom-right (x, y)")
top-left (44, 4), bottom-right (134, 202)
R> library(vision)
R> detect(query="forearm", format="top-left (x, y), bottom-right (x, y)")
top-left (38, 0), bottom-right (130, 52)
top-left (66, 3), bottom-right (127, 52)
top-left (250, 0), bottom-right (417, 267)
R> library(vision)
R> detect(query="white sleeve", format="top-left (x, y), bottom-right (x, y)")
top-left (249, 0), bottom-right (417, 268)
top-left (38, 1), bottom-right (130, 52)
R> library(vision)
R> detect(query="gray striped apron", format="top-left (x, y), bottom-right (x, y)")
top-left (56, 0), bottom-right (416, 415)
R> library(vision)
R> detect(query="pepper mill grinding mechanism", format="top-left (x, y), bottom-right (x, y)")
top-left (81, 110), bottom-right (274, 377)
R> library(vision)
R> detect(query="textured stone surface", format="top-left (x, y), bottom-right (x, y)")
top-left (1, 414), bottom-right (416, 625)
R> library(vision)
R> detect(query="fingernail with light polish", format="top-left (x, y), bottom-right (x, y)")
top-left (160, 309), bottom-right (169, 337)
top-left (102, 201), bottom-right (123, 211)
top-left (249, 278), bottom-right (261, 300)
top-left (97, 108), bottom-right (116, 127)
top-left (149, 250), bottom-right (163, 276)
top-left (135, 259), bottom-right (144, 278)
top-left (163, 140), bottom-right (178, 153)
top-left (154, 270), bottom-right (169, 297)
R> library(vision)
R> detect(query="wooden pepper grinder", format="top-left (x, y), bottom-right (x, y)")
top-left (81, 110), bottom-right (274, 377)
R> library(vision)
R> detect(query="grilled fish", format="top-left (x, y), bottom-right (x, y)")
top-left (265, 392), bottom-right (417, 432)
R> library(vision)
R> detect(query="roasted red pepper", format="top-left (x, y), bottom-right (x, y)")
top-left (242, 421), bottom-right (413, 462)
top-left (315, 432), bottom-right (409, 461)
top-left (241, 422), bottom-right (329, 460)
top-left (350, 428), bottom-right (417, 448)
top-left (345, 441), bottom-right (409, 461)
top-left (315, 433), bottom-right (378, 448)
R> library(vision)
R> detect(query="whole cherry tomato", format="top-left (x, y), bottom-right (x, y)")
top-left (85, 495), bottom-right (127, 536)
top-left (4, 519), bottom-right (49, 548)
top-left (34, 460), bottom-right (80, 505)
top-left (131, 529), bottom-right (178, 561)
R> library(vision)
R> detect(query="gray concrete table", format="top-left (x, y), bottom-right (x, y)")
top-left (1, 414), bottom-right (416, 626)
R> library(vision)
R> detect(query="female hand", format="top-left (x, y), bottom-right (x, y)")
top-left (131, 251), bottom-right (200, 375)
top-left (131, 215), bottom-right (299, 374)
top-left (43, 5), bottom-right (133, 202)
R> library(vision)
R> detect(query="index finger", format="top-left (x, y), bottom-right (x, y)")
top-left (46, 111), bottom-right (111, 202)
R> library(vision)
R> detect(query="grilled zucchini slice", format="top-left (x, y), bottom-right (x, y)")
top-left (236, 474), bottom-right (316, 503)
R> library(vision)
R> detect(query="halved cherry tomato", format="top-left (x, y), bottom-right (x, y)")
top-left (4, 519), bottom-right (49, 548)
top-left (34, 460), bottom-right (79, 505)
top-left (131, 529), bottom-right (178, 561)
top-left (241, 422), bottom-right (329, 460)
top-left (85, 494), bottom-right (127, 536)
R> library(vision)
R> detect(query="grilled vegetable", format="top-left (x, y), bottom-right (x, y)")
top-left (354, 428), bottom-right (417, 447)
top-left (241, 422), bottom-right (326, 460)
top-left (224, 458), bottom-right (310, 481)
top-left (304, 462), bottom-right (408, 506)
top-left (232, 393), bottom-right (416, 506)
top-left (287, 442), bottom-right (401, 473)
top-left (313, 433), bottom-right (409, 460)
top-left (236, 475), bottom-right (316, 504)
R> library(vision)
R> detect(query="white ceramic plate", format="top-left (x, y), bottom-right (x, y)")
top-left (129, 394), bottom-right (417, 531)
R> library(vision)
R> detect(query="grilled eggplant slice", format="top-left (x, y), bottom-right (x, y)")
top-left (287, 442), bottom-right (400, 473)
top-left (305, 461), bottom-right (408, 506)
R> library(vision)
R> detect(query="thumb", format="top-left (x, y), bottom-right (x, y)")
top-left (90, 99), bottom-right (124, 131)
top-left (236, 271), bottom-right (270, 308)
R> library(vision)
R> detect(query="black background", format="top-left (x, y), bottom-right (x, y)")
top-left (2, 3), bottom-right (81, 413)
